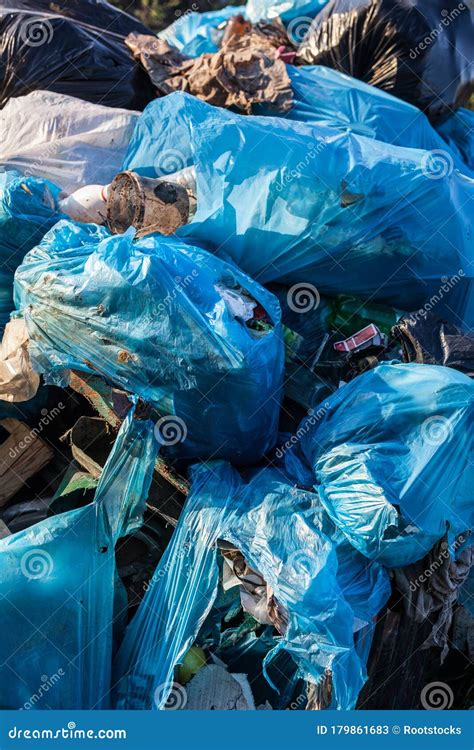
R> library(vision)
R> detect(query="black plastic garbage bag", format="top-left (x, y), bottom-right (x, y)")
top-left (0, 0), bottom-right (156, 109)
top-left (392, 312), bottom-right (474, 378)
top-left (296, 0), bottom-right (474, 120)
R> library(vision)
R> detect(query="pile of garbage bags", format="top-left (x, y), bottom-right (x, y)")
top-left (0, 0), bottom-right (472, 713)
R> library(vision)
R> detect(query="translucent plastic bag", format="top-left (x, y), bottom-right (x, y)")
top-left (124, 92), bottom-right (474, 321)
top-left (0, 91), bottom-right (139, 194)
top-left (0, 405), bottom-right (158, 709)
top-left (291, 363), bottom-right (474, 567)
top-left (113, 462), bottom-right (389, 710)
top-left (14, 220), bottom-right (284, 464)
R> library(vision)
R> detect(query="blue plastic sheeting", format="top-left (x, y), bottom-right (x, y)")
top-left (278, 67), bottom-right (473, 175)
top-left (436, 108), bottom-right (474, 174)
top-left (246, 0), bottom-right (328, 22)
top-left (0, 171), bottom-right (60, 330)
top-left (288, 363), bottom-right (474, 568)
top-left (123, 92), bottom-right (474, 322)
top-left (113, 462), bottom-right (390, 711)
top-left (14, 220), bottom-right (284, 464)
top-left (159, 1), bottom-right (328, 56)
top-left (159, 6), bottom-right (246, 56)
top-left (0, 405), bottom-right (158, 710)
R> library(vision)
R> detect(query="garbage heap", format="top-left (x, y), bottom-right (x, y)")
top-left (0, 0), bottom-right (472, 712)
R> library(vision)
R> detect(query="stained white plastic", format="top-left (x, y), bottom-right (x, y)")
top-left (0, 91), bottom-right (139, 195)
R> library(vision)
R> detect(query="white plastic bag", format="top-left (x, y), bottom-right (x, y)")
top-left (0, 91), bottom-right (139, 195)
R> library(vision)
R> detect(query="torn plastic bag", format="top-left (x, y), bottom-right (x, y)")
top-left (277, 66), bottom-right (473, 175)
top-left (160, 6), bottom-right (246, 57)
top-left (0, 404), bottom-right (158, 709)
top-left (436, 109), bottom-right (474, 174)
top-left (392, 312), bottom-right (474, 378)
top-left (296, 0), bottom-right (474, 121)
top-left (289, 363), bottom-right (474, 568)
top-left (113, 462), bottom-right (389, 710)
top-left (0, 317), bottom-right (39, 402)
top-left (0, 91), bottom-right (139, 195)
top-left (0, 0), bottom-right (156, 110)
top-left (14, 220), bottom-right (284, 464)
top-left (123, 92), bottom-right (474, 320)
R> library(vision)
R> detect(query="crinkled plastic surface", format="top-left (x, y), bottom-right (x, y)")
top-left (159, 6), bottom-right (246, 56)
top-left (296, 0), bottom-right (474, 121)
top-left (276, 66), bottom-right (473, 175)
top-left (437, 109), bottom-right (474, 174)
top-left (0, 405), bottom-right (158, 709)
top-left (124, 92), bottom-right (474, 322)
top-left (0, 91), bottom-right (140, 194)
top-left (0, 0), bottom-right (156, 110)
top-left (113, 462), bottom-right (389, 710)
top-left (290, 363), bottom-right (474, 567)
top-left (14, 220), bottom-right (284, 464)
top-left (247, 0), bottom-right (328, 22)
top-left (0, 170), bottom-right (61, 329)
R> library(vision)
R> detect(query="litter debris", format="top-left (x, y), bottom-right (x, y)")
top-left (126, 27), bottom-right (293, 114)
top-left (0, 0), bottom-right (471, 716)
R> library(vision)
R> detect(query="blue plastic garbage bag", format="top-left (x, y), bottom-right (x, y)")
top-left (0, 404), bottom-right (158, 710)
top-left (123, 92), bottom-right (474, 320)
top-left (14, 220), bottom-right (284, 464)
top-left (246, 0), bottom-right (329, 23)
top-left (277, 66), bottom-right (473, 175)
top-left (287, 363), bottom-right (474, 568)
top-left (436, 109), bottom-right (474, 174)
top-left (0, 171), bottom-right (60, 331)
top-left (113, 462), bottom-right (389, 710)
top-left (159, 6), bottom-right (246, 57)
top-left (0, 170), bottom-right (61, 268)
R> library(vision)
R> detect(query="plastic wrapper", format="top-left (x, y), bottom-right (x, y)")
top-left (0, 91), bottom-right (139, 194)
top-left (289, 363), bottom-right (474, 568)
top-left (0, 0), bottom-right (156, 110)
top-left (296, 0), bottom-right (474, 121)
top-left (113, 462), bottom-right (389, 710)
top-left (14, 220), bottom-right (284, 464)
top-left (124, 92), bottom-right (474, 321)
top-left (160, 6), bottom-right (246, 56)
top-left (0, 405), bottom-right (158, 709)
